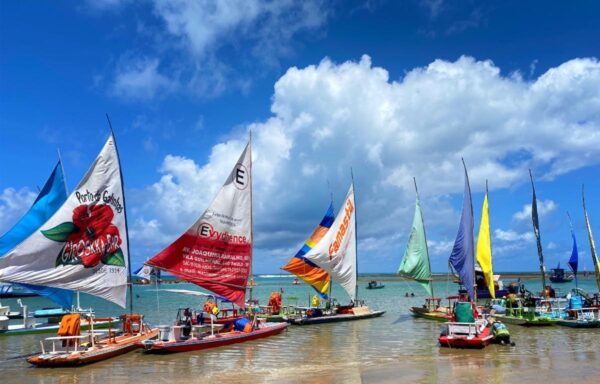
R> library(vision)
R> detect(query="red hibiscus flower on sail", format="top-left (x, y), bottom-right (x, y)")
top-left (41, 204), bottom-right (125, 268)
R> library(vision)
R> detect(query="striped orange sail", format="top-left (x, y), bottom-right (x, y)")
top-left (282, 203), bottom-right (335, 298)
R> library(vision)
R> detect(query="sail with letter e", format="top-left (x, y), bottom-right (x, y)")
top-left (147, 141), bottom-right (252, 307)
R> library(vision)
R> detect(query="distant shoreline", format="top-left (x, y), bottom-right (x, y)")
top-left (133, 271), bottom-right (597, 284)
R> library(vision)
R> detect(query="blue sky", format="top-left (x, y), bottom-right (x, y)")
top-left (1, 0), bottom-right (599, 274)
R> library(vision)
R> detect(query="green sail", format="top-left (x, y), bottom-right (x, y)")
top-left (398, 196), bottom-right (433, 296)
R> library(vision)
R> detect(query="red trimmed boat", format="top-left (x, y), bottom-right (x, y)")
top-left (140, 319), bottom-right (287, 353)
top-left (438, 319), bottom-right (493, 349)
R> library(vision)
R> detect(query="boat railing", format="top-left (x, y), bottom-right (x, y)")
top-left (446, 319), bottom-right (487, 337)
top-left (39, 331), bottom-right (108, 355)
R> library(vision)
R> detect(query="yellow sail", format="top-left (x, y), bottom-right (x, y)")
top-left (583, 187), bottom-right (600, 291)
top-left (476, 191), bottom-right (495, 298)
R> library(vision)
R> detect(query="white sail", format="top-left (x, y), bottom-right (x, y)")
top-left (0, 135), bottom-right (129, 308)
top-left (147, 141), bottom-right (252, 307)
top-left (303, 185), bottom-right (357, 301)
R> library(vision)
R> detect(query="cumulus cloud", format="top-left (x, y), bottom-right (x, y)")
top-left (494, 229), bottom-right (534, 242)
top-left (111, 58), bottom-right (175, 101)
top-left (101, 0), bottom-right (331, 99)
top-left (0, 188), bottom-right (37, 235)
top-left (128, 55), bottom-right (600, 271)
top-left (513, 199), bottom-right (557, 221)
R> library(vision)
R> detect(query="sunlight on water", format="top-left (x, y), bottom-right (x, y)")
top-left (1, 275), bottom-right (598, 383)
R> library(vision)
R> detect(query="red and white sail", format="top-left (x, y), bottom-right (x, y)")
top-left (302, 185), bottom-right (357, 301)
top-left (147, 141), bottom-right (252, 307)
top-left (0, 135), bottom-right (129, 307)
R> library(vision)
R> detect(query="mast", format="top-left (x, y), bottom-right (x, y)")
top-left (582, 185), bottom-right (600, 291)
top-left (106, 114), bottom-right (134, 315)
top-left (248, 130), bottom-right (254, 303)
top-left (529, 169), bottom-right (546, 295)
top-left (350, 168), bottom-right (358, 304)
top-left (327, 179), bottom-right (334, 307)
top-left (58, 149), bottom-right (79, 310)
top-left (414, 177), bottom-right (434, 299)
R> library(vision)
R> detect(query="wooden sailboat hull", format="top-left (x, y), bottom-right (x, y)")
top-left (287, 310), bottom-right (385, 325)
top-left (139, 322), bottom-right (288, 353)
top-left (556, 319), bottom-right (600, 328)
top-left (27, 329), bottom-right (159, 367)
top-left (492, 314), bottom-right (557, 326)
top-left (409, 307), bottom-right (452, 322)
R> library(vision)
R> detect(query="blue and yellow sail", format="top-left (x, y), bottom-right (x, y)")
top-left (282, 203), bottom-right (335, 298)
top-left (0, 161), bottom-right (73, 309)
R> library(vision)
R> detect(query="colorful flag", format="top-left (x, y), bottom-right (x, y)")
top-left (0, 135), bottom-right (129, 308)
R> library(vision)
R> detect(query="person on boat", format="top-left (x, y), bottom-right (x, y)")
top-left (311, 294), bottom-right (320, 308)
top-left (268, 292), bottom-right (282, 315)
top-left (490, 318), bottom-right (513, 346)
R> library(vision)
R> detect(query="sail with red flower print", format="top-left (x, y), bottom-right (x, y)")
top-left (146, 141), bottom-right (253, 307)
top-left (0, 134), bottom-right (129, 307)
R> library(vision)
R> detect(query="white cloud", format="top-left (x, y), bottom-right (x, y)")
top-left (0, 188), bottom-right (37, 235)
top-left (494, 229), bottom-right (534, 242)
top-left (513, 199), bottom-right (557, 221)
top-left (111, 58), bottom-right (175, 101)
top-left (101, 0), bottom-right (331, 99)
top-left (128, 55), bottom-right (600, 271)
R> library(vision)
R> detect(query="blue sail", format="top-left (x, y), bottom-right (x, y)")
top-left (449, 162), bottom-right (475, 301)
top-left (0, 161), bottom-right (73, 309)
top-left (568, 231), bottom-right (578, 276)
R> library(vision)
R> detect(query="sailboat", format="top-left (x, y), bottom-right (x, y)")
top-left (556, 211), bottom-right (600, 327)
top-left (438, 161), bottom-right (493, 348)
top-left (280, 202), bottom-right (334, 319)
top-left (491, 171), bottom-right (558, 326)
top-left (0, 160), bottom-right (116, 335)
top-left (583, 185), bottom-right (600, 295)
top-left (399, 178), bottom-right (453, 322)
top-left (283, 182), bottom-right (385, 325)
top-left (0, 130), bottom-right (157, 365)
top-left (139, 138), bottom-right (288, 354)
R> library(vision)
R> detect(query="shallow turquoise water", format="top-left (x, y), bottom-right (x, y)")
top-left (0, 275), bottom-right (598, 383)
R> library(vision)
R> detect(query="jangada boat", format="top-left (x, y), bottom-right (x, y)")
top-left (399, 178), bottom-right (452, 320)
top-left (28, 313), bottom-right (158, 366)
top-left (0, 131), bottom-right (157, 365)
top-left (140, 138), bottom-right (288, 353)
top-left (439, 302), bottom-right (493, 349)
top-left (281, 183), bottom-right (385, 325)
top-left (438, 162), bottom-right (495, 349)
top-left (366, 280), bottom-right (385, 289)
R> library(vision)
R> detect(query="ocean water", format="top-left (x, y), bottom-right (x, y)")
top-left (0, 275), bottom-right (598, 383)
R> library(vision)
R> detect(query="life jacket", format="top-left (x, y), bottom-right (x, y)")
top-left (203, 300), bottom-right (220, 316)
top-left (492, 322), bottom-right (509, 336)
top-left (58, 314), bottom-right (81, 347)
top-left (268, 292), bottom-right (282, 314)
